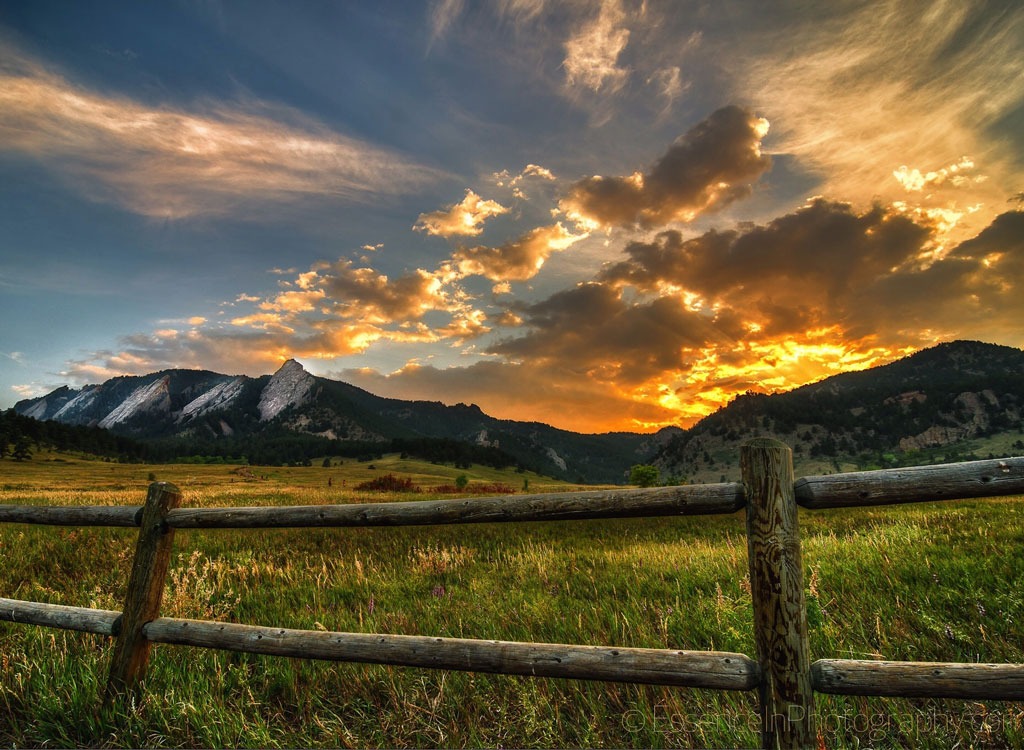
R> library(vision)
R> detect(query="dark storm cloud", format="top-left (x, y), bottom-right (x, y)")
top-left (560, 105), bottom-right (772, 228)
top-left (600, 198), bottom-right (932, 302)
top-left (847, 210), bottom-right (1024, 341)
top-left (489, 283), bottom-right (738, 384)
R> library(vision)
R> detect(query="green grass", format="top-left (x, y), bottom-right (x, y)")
top-left (1, 453), bottom-right (1023, 747)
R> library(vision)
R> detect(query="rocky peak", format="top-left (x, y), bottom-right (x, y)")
top-left (258, 359), bottom-right (316, 421)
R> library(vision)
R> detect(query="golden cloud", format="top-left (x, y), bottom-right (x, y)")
top-left (314, 261), bottom-right (452, 323)
top-left (259, 289), bottom-right (327, 314)
top-left (453, 223), bottom-right (587, 281)
top-left (414, 189), bottom-right (509, 237)
top-left (560, 106), bottom-right (771, 229)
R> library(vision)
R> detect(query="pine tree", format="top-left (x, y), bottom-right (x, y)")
top-left (12, 435), bottom-right (32, 462)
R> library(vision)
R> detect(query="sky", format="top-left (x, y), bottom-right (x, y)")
top-left (1, 0), bottom-right (1022, 434)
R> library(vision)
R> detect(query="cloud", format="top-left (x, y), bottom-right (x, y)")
top-left (429, 0), bottom-right (467, 44)
top-left (490, 282), bottom-right (740, 386)
top-left (846, 209), bottom-right (1024, 343)
top-left (11, 383), bottom-right (48, 399)
top-left (50, 208), bottom-right (1023, 432)
top-left (59, 320), bottom-right (392, 385)
top-left (414, 189), bottom-right (509, 237)
top-left (563, 0), bottom-right (631, 95)
top-left (647, 66), bottom-right (687, 115)
top-left (493, 163), bottom-right (558, 200)
top-left (481, 205), bottom-right (1024, 428)
top-left (600, 198), bottom-right (931, 305)
top-left (259, 289), bottom-right (327, 314)
top-left (733, 0), bottom-right (1024, 242)
top-left (560, 105), bottom-right (771, 229)
top-left (453, 223), bottom-right (586, 281)
top-left (893, 157), bottom-right (983, 193)
top-left (314, 260), bottom-right (452, 323)
top-left (0, 43), bottom-right (444, 219)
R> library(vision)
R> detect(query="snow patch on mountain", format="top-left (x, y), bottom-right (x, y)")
top-left (259, 360), bottom-right (315, 421)
top-left (98, 377), bottom-right (172, 429)
top-left (177, 377), bottom-right (246, 423)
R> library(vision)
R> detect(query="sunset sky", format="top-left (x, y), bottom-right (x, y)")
top-left (1, 1), bottom-right (1022, 433)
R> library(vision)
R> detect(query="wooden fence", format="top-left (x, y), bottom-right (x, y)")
top-left (2, 439), bottom-right (1023, 749)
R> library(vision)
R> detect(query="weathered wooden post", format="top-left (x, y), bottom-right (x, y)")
top-left (741, 439), bottom-right (816, 749)
top-left (104, 481), bottom-right (181, 704)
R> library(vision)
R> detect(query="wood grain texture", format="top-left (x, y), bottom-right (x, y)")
top-left (813, 659), bottom-right (1024, 699)
top-left (0, 597), bottom-right (121, 636)
top-left (742, 439), bottom-right (816, 750)
top-left (144, 617), bottom-right (760, 690)
top-left (104, 482), bottom-right (181, 702)
top-left (794, 456), bottom-right (1024, 509)
top-left (0, 505), bottom-right (141, 527)
top-left (166, 483), bottom-right (746, 529)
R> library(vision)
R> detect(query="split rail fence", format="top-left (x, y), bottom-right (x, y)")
top-left (2, 439), bottom-right (1024, 749)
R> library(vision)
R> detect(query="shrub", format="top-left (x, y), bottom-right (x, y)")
top-left (433, 482), bottom-right (515, 495)
top-left (629, 464), bottom-right (660, 487)
top-left (355, 474), bottom-right (421, 492)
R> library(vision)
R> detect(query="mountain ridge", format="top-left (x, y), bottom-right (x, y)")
top-left (14, 359), bottom-right (660, 482)
top-left (14, 340), bottom-right (1024, 483)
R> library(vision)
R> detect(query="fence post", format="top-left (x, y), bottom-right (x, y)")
top-left (104, 481), bottom-right (181, 705)
top-left (741, 439), bottom-right (816, 749)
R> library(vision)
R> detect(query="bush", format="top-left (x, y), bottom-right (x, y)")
top-left (433, 482), bottom-right (515, 495)
top-left (629, 464), bottom-right (660, 487)
top-left (354, 474), bottom-right (421, 492)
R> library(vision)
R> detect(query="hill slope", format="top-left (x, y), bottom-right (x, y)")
top-left (652, 340), bottom-right (1024, 481)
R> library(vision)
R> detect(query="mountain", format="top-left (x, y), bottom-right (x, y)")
top-left (14, 360), bottom-right (664, 483)
top-left (14, 341), bottom-right (1024, 483)
top-left (652, 340), bottom-right (1024, 482)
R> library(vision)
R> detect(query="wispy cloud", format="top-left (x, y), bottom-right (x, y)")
top-left (0, 43), bottom-right (444, 219)
top-left (563, 0), bottom-right (631, 95)
top-left (734, 0), bottom-right (1024, 241)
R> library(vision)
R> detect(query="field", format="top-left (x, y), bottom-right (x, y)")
top-left (1, 452), bottom-right (1023, 748)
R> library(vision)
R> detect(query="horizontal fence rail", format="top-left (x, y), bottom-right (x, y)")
top-left (166, 483), bottom-right (746, 529)
top-left (812, 659), bottom-right (1024, 700)
top-left (0, 597), bottom-right (122, 636)
top-left (0, 504), bottom-right (142, 527)
top-left (144, 618), bottom-right (761, 691)
top-left (2, 449), bottom-right (1023, 749)
top-left (794, 456), bottom-right (1024, 508)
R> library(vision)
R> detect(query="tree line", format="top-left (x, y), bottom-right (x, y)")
top-left (0, 410), bottom-right (533, 472)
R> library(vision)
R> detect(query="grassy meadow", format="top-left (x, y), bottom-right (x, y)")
top-left (1, 451), bottom-right (1023, 748)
